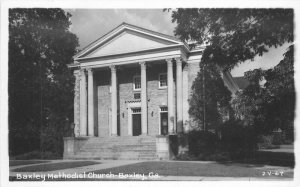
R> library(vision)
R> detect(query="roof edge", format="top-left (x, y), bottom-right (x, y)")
top-left (73, 22), bottom-right (189, 59)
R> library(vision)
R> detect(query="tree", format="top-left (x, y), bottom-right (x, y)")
top-left (170, 9), bottom-right (293, 70)
top-left (231, 68), bottom-right (266, 128)
top-left (263, 45), bottom-right (294, 136)
top-left (189, 62), bottom-right (232, 131)
top-left (169, 9), bottom-right (294, 134)
top-left (9, 9), bottom-right (78, 156)
top-left (232, 45), bottom-right (294, 140)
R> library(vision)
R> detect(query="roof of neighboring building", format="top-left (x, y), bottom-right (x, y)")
top-left (233, 76), bottom-right (250, 90)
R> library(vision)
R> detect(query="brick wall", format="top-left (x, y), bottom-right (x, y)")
top-left (95, 70), bottom-right (111, 137)
top-left (146, 64), bottom-right (168, 135)
top-left (94, 63), bottom-right (169, 137)
top-left (118, 66), bottom-right (140, 136)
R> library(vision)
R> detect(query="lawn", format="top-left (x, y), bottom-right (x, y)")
top-left (91, 161), bottom-right (294, 178)
top-left (12, 161), bottom-right (101, 172)
top-left (9, 160), bottom-right (50, 167)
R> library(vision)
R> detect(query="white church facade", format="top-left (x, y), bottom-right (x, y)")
top-left (63, 23), bottom-right (239, 160)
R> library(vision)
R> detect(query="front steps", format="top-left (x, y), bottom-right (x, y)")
top-left (66, 136), bottom-right (159, 160)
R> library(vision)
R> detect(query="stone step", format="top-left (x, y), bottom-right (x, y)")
top-left (84, 143), bottom-right (156, 147)
top-left (137, 156), bottom-right (159, 160)
top-left (82, 143), bottom-right (156, 149)
top-left (77, 149), bottom-right (156, 154)
top-left (85, 141), bottom-right (156, 145)
top-left (85, 140), bottom-right (156, 144)
top-left (79, 150), bottom-right (156, 155)
top-left (83, 142), bottom-right (156, 147)
top-left (76, 152), bottom-right (156, 158)
top-left (76, 152), bottom-right (141, 156)
top-left (71, 136), bottom-right (158, 160)
top-left (85, 136), bottom-right (156, 141)
top-left (72, 155), bottom-right (158, 160)
top-left (81, 144), bottom-right (156, 149)
top-left (72, 153), bottom-right (158, 160)
top-left (75, 154), bottom-right (153, 160)
top-left (80, 148), bottom-right (156, 152)
top-left (85, 141), bottom-right (142, 145)
top-left (78, 150), bottom-right (156, 154)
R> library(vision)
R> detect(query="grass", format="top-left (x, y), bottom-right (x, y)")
top-left (92, 161), bottom-right (294, 178)
top-left (12, 161), bottom-right (100, 172)
top-left (9, 160), bottom-right (50, 167)
top-left (12, 150), bottom-right (61, 160)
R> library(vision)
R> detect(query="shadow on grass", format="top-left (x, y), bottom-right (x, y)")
top-left (9, 160), bottom-right (51, 167)
top-left (12, 161), bottom-right (101, 172)
top-left (216, 151), bottom-right (295, 168)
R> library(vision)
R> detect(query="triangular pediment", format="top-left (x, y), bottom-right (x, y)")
top-left (76, 23), bottom-right (183, 59)
top-left (83, 30), bottom-right (178, 58)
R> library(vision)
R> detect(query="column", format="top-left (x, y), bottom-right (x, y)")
top-left (140, 61), bottom-right (148, 135)
top-left (110, 65), bottom-right (118, 136)
top-left (166, 59), bottom-right (175, 134)
top-left (176, 58), bottom-right (183, 133)
top-left (79, 69), bottom-right (87, 136)
top-left (87, 68), bottom-right (95, 136)
top-left (182, 64), bottom-right (189, 133)
top-left (73, 70), bottom-right (80, 137)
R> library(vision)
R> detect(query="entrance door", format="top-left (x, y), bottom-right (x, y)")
top-left (160, 112), bottom-right (168, 135)
top-left (132, 108), bottom-right (141, 136)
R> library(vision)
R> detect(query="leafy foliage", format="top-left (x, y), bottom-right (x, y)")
top-left (170, 8), bottom-right (294, 138)
top-left (9, 9), bottom-right (78, 156)
top-left (232, 45), bottom-right (294, 139)
top-left (188, 119), bottom-right (256, 161)
top-left (169, 9), bottom-right (294, 162)
top-left (189, 62), bottom-right (232, 131)
top-left (170, 8), bottom-right (293, 70)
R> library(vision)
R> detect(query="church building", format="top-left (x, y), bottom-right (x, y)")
top-left (64, 23), bottom-right (239, 160)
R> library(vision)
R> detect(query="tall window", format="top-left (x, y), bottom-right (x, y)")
top-left (133, 75), bottom-right (141, 91)
top-left (159, 73), bottom-right (167, 88)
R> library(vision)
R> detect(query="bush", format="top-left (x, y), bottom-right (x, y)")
top-left (187, 130), bottom-right (232, 161)
top-left (188, 130), bottom-right (218, 157)
top-left (272, 132), bottom-right (285, 145)
top-left (257, 134), bottom-right (281, 149)
top-left (186, 120), bottom-right (259, 161)
top-left (257, 135), bottom-right (273, 149)
top-left (219, 120), bottom-right (256, 160)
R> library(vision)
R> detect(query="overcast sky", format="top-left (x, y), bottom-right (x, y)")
top-left (67, 9), bottom-right (290, 77)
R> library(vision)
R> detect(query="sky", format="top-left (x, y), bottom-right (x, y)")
top-left (67, 9), bottom-right (290, 77)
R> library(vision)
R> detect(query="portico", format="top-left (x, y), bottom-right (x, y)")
top-left (75, 57), bottom-right (186, 137)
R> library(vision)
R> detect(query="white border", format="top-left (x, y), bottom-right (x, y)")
top-left (1, 1), bottom-right (300, 187)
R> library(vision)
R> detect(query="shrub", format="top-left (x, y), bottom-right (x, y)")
top-left (188, 130), bottom-right (218, 157)
top-left (257, 135), bottom-right (281, 149)
top-left (272, 132), bottom-right (285, 145)
top-left (257, 135), bottom-right (273, 149)
top-left (219, 120), bottom-right (256, 159)
top-left (186, 120), bottom-right (257, 161)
